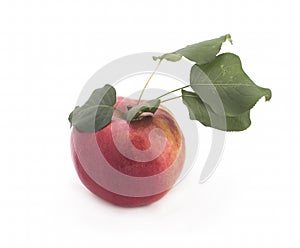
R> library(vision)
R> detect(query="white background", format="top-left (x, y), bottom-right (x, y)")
top-left (0, 0), bottom-right (299, 247)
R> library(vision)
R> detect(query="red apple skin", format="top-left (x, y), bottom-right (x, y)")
top-left (71, 97), bottom-right (185, 207)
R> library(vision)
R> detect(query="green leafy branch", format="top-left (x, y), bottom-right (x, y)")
top-left (68, 34), bottom-right (272, 132)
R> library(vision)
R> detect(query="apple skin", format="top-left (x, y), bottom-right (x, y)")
top-left (71, 97), bottom-right (185, 207)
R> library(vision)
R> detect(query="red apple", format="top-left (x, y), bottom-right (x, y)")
top-left (71, 97), bottom-right (185, 207)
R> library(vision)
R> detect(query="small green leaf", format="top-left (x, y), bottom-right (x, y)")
top-left (182, 90), bottom-right (251, 131)
top-left (68, 106), bottom-right (79, 128)
top-left (153, 53), bottom-right (182, 62)
top-left (126, 99), bottom-right (161, 122)
top-left (68, 84), bottom-right (116, 132)
top-left (153, 34), bottom-right (232, 65)
top-left (190, 53), bottom-right (272, 116)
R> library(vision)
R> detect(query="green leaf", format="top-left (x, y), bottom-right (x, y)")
top-left (126, 99), bottom-right (161, 122)
top-left (153, 53), bottom-right (182, 62)
top-left (84, 84), bottom-right (116, 106)
top-left (68, 106), bottom-right (78, 128)
top-left (153, 34), bottom-right (232, 65)
top-left (181, 90), bottom-right (251, 131)
top-left (68, 84), bottom-right (116, 132)
top-left (190, 53), bottom-right (272, 116)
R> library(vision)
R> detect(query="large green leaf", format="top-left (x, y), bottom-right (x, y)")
top-left (126, 99), bottom-right (161, 122)
top-left (68, 84), bottom-right (116, 132)
top-left (153, 34), bottom-right (232, 65)
top-left (190, 53), bottom-right (272, 116)
top-left (181, 90), bottom-right (251, 131)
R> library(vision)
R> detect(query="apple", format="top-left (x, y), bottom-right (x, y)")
top-left (69, 35), bottom-right (272, 207)
top-left (71, 97), bottom-right (185, 207)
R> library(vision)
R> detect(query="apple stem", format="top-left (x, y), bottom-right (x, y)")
top-left (137, 60), bottom-right (162, 105)
top-left (156, 85), bottom-right (191, 99)
top-left (160, 95), bottom-right (182, 103)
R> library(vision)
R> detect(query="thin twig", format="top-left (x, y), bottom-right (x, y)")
top-left (156, 85), bottom-right (190, 99)
top-left (160, 95), bottom-right (182, 103)
top-left (137, 60), bottom-right (162, 104)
